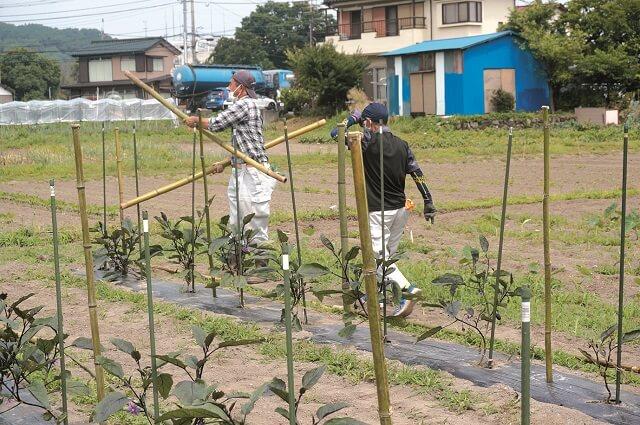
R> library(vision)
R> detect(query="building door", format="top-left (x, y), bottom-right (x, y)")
top-left (351, 10), bottom-right (362, 39)
top-left (410, 72), bottom-right (436, 115)
top-left (483, 69), bottom-right (515, 113)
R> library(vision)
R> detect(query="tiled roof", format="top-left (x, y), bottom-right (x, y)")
top-left (70, 37), bottom-right (180, 57)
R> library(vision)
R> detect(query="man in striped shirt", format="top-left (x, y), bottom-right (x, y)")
top-left (185, 70), bottom-right (276, 244)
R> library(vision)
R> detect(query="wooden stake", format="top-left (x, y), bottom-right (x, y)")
top-left (123, 70), bottom-right (285, 183)
top-left (120, 119), bottom-right (326, 210)
top-left (71, 124), bottom-right (106, 401)
top-left (348, 132), bottom-right (393, 425)
top-left (542, 106), bottom-right (553, 383)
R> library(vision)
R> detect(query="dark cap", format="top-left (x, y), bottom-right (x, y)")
top-left (232, 70), bottom-right (258, 99)
top-left (362, 102), bottom-right (389, 124)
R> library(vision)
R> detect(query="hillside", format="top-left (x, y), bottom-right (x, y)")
top-left (0, 22), bottom-right (108, 60)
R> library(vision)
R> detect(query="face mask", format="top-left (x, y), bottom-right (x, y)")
top-left (227, 85), bottom-right (242, 103)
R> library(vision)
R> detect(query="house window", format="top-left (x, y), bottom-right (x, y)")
top-left (420, 53), bottom-right (435, 72)
top-left (444, 50), bottom-right (463, 73)
top-left (386, 6), bottom-right (398, 36)
top-left (372, 67), bottom-right (387, 103)
top-left (120, 56), bottom-right (136, 72)
top-left (152, 58), bottom-right (164, 72)
top-left (443, 2), bottom-right (482, 25)
top-left (88, 58), bottom-right (113, 82)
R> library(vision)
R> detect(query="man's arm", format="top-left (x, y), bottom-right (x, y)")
top-left (407, 146), bottom-right (436, 223)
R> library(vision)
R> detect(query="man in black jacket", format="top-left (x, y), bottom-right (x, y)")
top-left (336, 102), bottom-right (436, 317)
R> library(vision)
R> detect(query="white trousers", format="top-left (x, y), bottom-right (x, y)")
top-left (369, 207), bottom-right (411, 290)
top-left (228, 164), bottom-right (276, 243)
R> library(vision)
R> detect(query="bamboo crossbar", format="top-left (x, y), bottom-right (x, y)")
top-left (123, 70), bottom-right (286, 184)
top-left (120, 119), bottom-right (326, 209)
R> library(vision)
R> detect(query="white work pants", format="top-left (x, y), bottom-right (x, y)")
top-left (369, 207), bottom-right (411, 290)
top-left (228, 164), bottom-right (276, 243)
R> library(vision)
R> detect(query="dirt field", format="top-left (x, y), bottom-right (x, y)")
top-left (1, 121), bottom-right (639, 424)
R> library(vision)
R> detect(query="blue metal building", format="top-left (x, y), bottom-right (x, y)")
top-left (382, 31), bottom-right (550, 116)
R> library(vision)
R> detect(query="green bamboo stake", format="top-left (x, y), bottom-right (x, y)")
top-left (132, 123), bottom-right (142, 254)
top-left (190, 128), bottom-right (197, 293)
top-left (488, 127), bottom-right (513, 368)
top-left (49, 179), bottom-right (69, 425)
top-left (615, 123), bottom-right (629, 404)
top-left (521, 286), bottom-right (531, 425)
top-left (198, 111), bottom-right (217, 298)
top-left (349, 132), bottom-right (393, 425)
top-left (71, 124), bottom-right (106, 401)
top-left (281, 243), bottom-right (297, 425)
top-left (283, 118), bottom-right (308, 324)
top-left (542, 106), bottom-right (553, 383)
top-left (101, 122), bottom-right (107, 237)
top-left (233, 134), bottom-right (244, 307)
top-left (378, 120), bottom-right (388, 341)
top-left (337, 123), bottom-right (351, 315)
top-left (142, 211), bottom-right (160, 420)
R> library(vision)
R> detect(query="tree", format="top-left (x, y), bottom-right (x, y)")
top-left (285, 43), bottom-right (368, 114)
top-left (0, 48), bottom-right (60, 100)
top-left (500, 1), bottom-right (584, 110)
top-left (208, 1), bottom-right (335, 68)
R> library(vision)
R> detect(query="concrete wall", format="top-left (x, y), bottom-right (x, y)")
top-left (325, 27), bottom-right (431, 55)
top-left (431, 0), bottom-right (514, 40)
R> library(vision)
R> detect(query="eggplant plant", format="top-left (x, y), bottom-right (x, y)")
top-left (82, 325), bottom-right (264, 424)
top-left (579, 325), bottom-right (640, 403)
top-left (417, 236), bottom-right (520, 365)
top-left (588, 202), bottom-right (639, 237)
top-left (155, 211), bottom-right (208, 293)
top-left (0, 292), bottom-right (89, 423)
top-left (267, 364), bottom-right (366, 425)
top-left (92, 219), bottom-right (143, 281)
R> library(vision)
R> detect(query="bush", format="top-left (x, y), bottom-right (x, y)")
top-left (280, 87), bottom-right (313, 115)
top-left (490, 89), bottom-right (515, 112)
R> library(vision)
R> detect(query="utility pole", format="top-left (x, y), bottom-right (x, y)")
top-left (308, 0), bottom-right (314, 45)
top-left (191, 0), bottom-right (197, 64)
top-left (101, 18), bottom-right (105, 40)
top-left (182, 0), bottom-right (188, 64)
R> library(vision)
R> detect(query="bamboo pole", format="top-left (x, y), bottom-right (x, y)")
top-left (142, 211), bottom-right (160, 420)
top-left (71, 124), bottom-right (106, 401)
top-left (123, 70), bottom-right (285, 183)
top-left (336, 123), bottom-right (351, 314)
top-left (101, 122), bottom-right (107, 236)
top-left (120, 119), bottom-right (326, 210)
top-left (378, 121), bottom-right (388, 340)
top-left (132, 124), bottom-right (142, 253)
top-left (232, 133), bottom-right (244, 307)
top-left (488, 127), bottom-right (513, 368)
top-left (348, 132), bottom-right (393, 425)
top-left (114, 128), bottom-right (125, 228)
top-left (521, 286), bottom-right (531, 425)
top-left (49, 179), bottom-right (69, 425)
top-left (615, 123), bottom-right (629, 404)
top-left (190, 128), bottom-right (197, 293)
top-left (542, 106), bottom-right (553, 383)
top-left (281, 243), bottom-right (297, 425)
top-left (199, 111), bottom-right (217, 298)
top-left (284, 118), bottom-right (308, 324)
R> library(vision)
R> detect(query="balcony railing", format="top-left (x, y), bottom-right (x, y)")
top-left (327, 17), bottom-right (427, 40)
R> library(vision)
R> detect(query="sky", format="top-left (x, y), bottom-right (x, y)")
top-left (0, 0), bottom-right (531, 42)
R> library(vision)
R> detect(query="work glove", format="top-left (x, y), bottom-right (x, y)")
top-left (330, 109), bottom-right (362, 139)
top-left (423, 200), bottom-right (437, 224)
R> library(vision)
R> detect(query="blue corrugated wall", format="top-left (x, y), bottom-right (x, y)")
top-left (387, 74), bottom-right (399, 116)
top-left (401, 55), bottom-right (421, 115)
top-left (454, 36), bottom-right (549, 114)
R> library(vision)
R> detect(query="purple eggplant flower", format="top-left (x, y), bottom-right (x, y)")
top-left (127, 401), bottom-right (141, 415)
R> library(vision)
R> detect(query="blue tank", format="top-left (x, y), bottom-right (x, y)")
top-left (172, 64), bottom-right (265, 98)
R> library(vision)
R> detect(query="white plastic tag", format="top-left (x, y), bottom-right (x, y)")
top-left (282, 254), bottom-right (289, 271)
top-left (522, 301), bottom-right (531, 323)
top-left (143, 219), bottom-right (149, 233)
top-left (50, 186), bottom-right (55, 197)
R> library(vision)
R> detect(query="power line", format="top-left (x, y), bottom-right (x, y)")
top-left (0, 2), bottom-right (176, 23)
top-left (0, 0), bottom-right (165, 18)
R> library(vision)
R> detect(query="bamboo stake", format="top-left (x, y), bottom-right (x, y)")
top-left (49, 179), bottom-right (69, 425)
top-left (101, 122), bottom-right (107, 236)
top-left (232, 133), bottom-right (244, 307)
top-left (114, 128), bottom-right (125, 229)
top-left (142, 211), bottom-right (160, 421)
top-left (615, 123), bottom-right (629, 404)
top-left (488, 127), bottom-right (513, 368)
top-left (190, 128), bottom-right (197, 293)
top-left (281, 243), bottom-right (297, 425)
top-left (132, 123), bottom-right (142, 253)
top-left (120, 119), bottom-right (326, 210)
top-left (348, 132), bottom-right (393, 425)
top-left (71, 124), bottom-right (106, 401)
top-left (283, 118), bottom-right (308, 324)
top-left (199, 111), bottom-right (217, 298)
top-left (337, 123), bottom-right (351, 315)
top-left (542, 106), bottom-right (553, 383)
top-left (378, 120), bottom-right (388, 341)
top-left (123, 70), bottom-right (285, 183)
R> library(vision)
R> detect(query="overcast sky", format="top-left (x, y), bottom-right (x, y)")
top-left (0, 0), bottom-right (530, 42)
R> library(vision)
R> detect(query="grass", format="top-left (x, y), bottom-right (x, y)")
top-left (0, 190), bottom-right (119, 218)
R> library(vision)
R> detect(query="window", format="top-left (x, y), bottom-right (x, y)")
top-left (152, 58), bottom-right (164, 72)
top-left (120, 56), bottom-right (135, 72)
top-left (372, 67), bottom-right (387, 102)
top-left (386, 6), bottom-right (398, 36)
top-left (420, 53), bottom-right (435, 72)
top-left (445, 50), bottom-right (463, 73)
top-left (443, 2), bottom-right (482, 25)
top-left (88, 58), bottom-right (113, 82)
